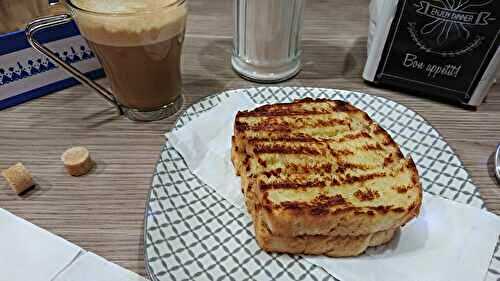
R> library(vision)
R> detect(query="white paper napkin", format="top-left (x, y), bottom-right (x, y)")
top-left (169, 93), bottom-right (259, 208)
top-left (166, 92), bottom-right (500, 281)
top-left (53, 252), bottom-right (144, 281)
top-left (0, 208), bottom-right (146, 281)
top-left (308, 194), bottom-right (500, 281)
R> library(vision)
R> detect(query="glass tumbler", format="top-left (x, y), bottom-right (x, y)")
top-left (232, 0), bottom-right (305, 83)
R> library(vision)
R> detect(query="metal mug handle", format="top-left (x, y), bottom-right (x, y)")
top-left (25, 14), bottom-right (123, 115)
top-left (495, 144), bottom-right (500, 183)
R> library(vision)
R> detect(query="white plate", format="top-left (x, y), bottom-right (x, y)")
top-left (144, 87), bottom-right (499, 281)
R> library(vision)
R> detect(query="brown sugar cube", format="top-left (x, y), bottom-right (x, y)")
top-left (2, 163), bottom-right (34, 194)
top-left (61, 146), bottom-right (94, 176)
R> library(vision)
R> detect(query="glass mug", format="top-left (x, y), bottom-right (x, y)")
top-left (26, 0), bottom-right (188, 121)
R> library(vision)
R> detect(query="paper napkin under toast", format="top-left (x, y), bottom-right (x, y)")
top-left (166, 92), bottom-right (500, 281)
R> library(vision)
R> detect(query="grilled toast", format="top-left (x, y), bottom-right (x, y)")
top-left (242, 170), bottom-right (399, 257)
top-left (232, 98), bottom-right (422, 238)
top-left (254, 212), bottom-right (398, 257)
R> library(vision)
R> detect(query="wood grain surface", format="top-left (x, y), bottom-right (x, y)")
top-left (1, 0), bottom-right (499, 277)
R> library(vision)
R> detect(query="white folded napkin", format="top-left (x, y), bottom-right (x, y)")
top-left (166, 92), bottom-right (500, 281)
top-left (0, 208), bottom-right (146, 281)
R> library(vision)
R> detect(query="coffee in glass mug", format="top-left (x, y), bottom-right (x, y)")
top-left (27, 0), bottom-right (188, 121)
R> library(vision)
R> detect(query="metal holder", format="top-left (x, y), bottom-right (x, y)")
top-left (495, 144), bottom-right (500, 182)
top-left (25, 14), bottom-right (123, 115)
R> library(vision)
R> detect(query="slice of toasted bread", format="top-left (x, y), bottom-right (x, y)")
top-left (254, 214), bottom-right (398, 257)
top-left (232, 98), bottom-right (422, 237)
top-left (243, 176), bottom-right (398, 257)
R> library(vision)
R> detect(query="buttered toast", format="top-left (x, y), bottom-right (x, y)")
top-left (232, 98), bottom-right (422, 245)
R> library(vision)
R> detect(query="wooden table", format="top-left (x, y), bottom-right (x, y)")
top-left (1, 0), bottom-right (499, 277)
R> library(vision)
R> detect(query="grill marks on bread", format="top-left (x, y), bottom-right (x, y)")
top-left (253, 144), bottom-right (324, 155)
top-left (244, 131), bottom-right (401, 180)
top-left (278, 194), bottom-right (348, 215)
top-left (233, 98), bottom-right (421, 221)
top-left (354, 189), bottom-right (380, 201)
top-left (236, 99), bottom-right (358, 118)
top-left (235, 116), bottom-right (352, 132)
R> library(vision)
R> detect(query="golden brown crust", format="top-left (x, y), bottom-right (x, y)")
top-left (236, 98), bottom-right (359, 118)
top-left (243, 176), bottom-right (399, 257)
top-left (254, 220), bottom-right (398, 257)
top-left (249, 194), bottom-right (398, 257)
top-left (260, 200), bottom-right (418, 236)
top-left (235, 146), bottom-right (419, 238)
top-left (232, 98), bottom-right (422, 239)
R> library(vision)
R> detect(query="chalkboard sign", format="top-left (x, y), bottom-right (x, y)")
top-left (364, 0), bottom-right (499, 106)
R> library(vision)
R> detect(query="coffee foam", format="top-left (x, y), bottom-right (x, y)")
top-left (70, 0), bottom-right (187, 46)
